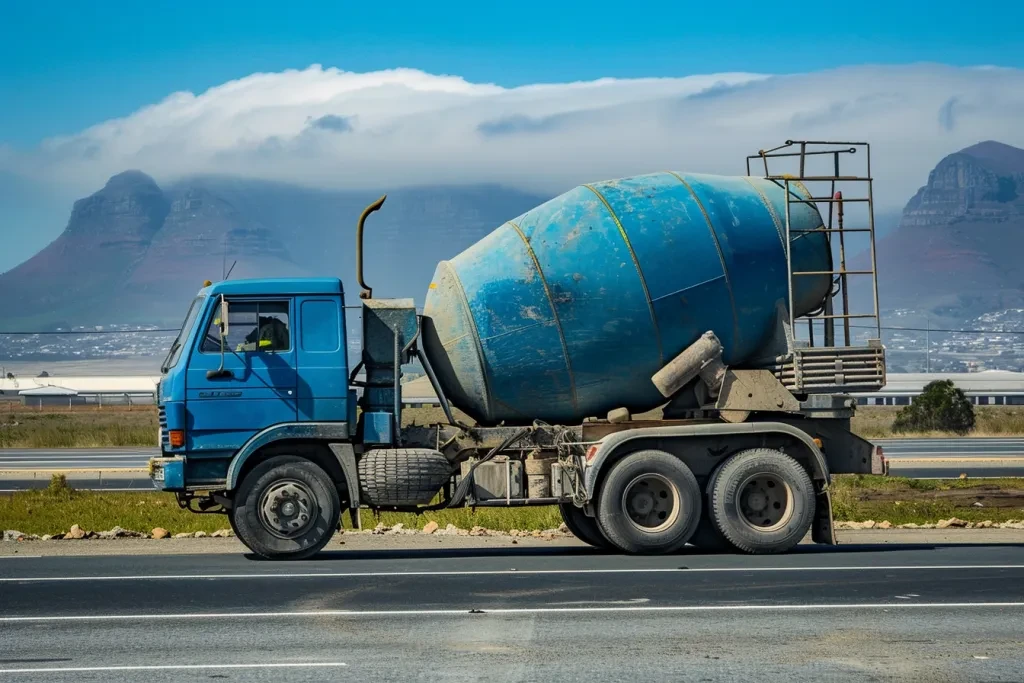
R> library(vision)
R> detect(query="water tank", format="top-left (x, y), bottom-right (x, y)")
top-left (421, 172), bottom-right (831, 425)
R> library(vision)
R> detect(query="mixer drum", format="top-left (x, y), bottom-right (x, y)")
top-left (421, 172), bottom-right (831, 425)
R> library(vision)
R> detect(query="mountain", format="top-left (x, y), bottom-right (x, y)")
top-left (873, 141), bottom-right (1024, 316)
top-left (0, 174), bottom-right (547, 328)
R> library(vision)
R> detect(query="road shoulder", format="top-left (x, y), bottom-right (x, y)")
top-left (3, 528), bottom-right (1023, 557)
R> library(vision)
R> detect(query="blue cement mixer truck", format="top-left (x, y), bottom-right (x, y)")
top-left (151, 140), bottom-right (887, 559)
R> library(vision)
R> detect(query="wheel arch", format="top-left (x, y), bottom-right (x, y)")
top-left (225, 422), bottom-right (351, 492)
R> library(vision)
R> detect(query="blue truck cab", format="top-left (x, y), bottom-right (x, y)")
top-left (154, 277), bottom-right (358, 491)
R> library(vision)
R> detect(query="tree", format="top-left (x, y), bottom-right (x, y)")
top-left (893, 379), bottom-right (975, 435)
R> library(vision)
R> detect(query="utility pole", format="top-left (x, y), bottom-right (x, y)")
top-left (926, 317), bottom-right (931, 373)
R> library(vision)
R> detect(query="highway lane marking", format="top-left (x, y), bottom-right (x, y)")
top-left (0, 662), bottom-right (348, 674)
top-left (888, 458), bottom-right (1024, 464)
top-left (0, 459), bottom-right (152, 464)
top-left (0, 488), bottom-right (151, 493)
top-left (0, 457), bottom-right (152, 461)
top-left (3, 602), bottom-right (1024, 623)
top-left (3, 564), bottom-right (1024, 583)
top-left (0, 468), bottom-right (148, 474)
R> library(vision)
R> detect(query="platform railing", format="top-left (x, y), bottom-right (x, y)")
top-left (747, 140), bottom-right (885, 393)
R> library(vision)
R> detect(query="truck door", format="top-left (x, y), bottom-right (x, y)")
top-left (185, 298), bottom-right (298, 458)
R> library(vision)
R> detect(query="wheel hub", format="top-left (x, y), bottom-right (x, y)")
top-left (258, 479), bottom-right (318, 539)
top-left (736, 473), bottom-right (793, 532)
top-left (621, 474), bottom-right (679, 533)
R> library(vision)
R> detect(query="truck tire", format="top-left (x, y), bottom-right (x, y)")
top-left (687, 469), bottom-right (736, 553)
top-left (708, 448), bottom-right (815, 554)
top-left (231, 455), bottom-right (341, 560)
top-left (559, 503), bottom-right (612, 550)
top-left (596, 449), bottom-right (701, 554)
top-left (358, 448), bottom-right (451, 507)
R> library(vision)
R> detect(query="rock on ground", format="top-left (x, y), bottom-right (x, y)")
top-left (422, 521), bottom-right (439, 534)
top-left (937, 518), bottom-right (968, 529)
top-left (151, 528), bottom-right (169, 539)
top-left (65, 524), bottom-right (87, 540)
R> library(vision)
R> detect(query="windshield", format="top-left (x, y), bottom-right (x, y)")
top-left (161, 296), bottom-right (205, 373)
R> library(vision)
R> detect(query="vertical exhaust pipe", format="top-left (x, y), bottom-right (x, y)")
top-left (356, 195), bottom-right (387, 300)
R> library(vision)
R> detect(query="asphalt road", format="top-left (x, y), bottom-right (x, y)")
top-left (0, 448), bottom-right (157, 491)
top-left (1, 543), bottom-right (1023, 681)
top-left (876, 438), bottom-right (1024, 478)
top-left (3, 438), bottom-right (1024, 491)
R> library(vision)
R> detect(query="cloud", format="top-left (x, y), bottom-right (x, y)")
top-left (308, 114), bottom-right (354, 132)
top-left (4, 64), bottom-right (1024, 211)
top-left (938, 96), bottom-right (959, 131)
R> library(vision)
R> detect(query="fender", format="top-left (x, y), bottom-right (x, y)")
top-left (583, 421), bottom-right (831, 499)
top-left (225, 422), bottom-right (350, 490)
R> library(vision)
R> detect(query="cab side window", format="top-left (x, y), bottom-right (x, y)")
top-left (201, 301), bottom-right (291, 353)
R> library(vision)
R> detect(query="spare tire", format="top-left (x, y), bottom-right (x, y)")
top-left (359, 448), bottom-right (452, 507)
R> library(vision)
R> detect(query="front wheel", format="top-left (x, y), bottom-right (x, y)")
top-left (596, 449), bottom-right (701, 554)
top-left (231, 455), bottom-right (341, 560)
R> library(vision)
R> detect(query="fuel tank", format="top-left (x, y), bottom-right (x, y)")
top-left (421, 172), bottom-right (831, 425)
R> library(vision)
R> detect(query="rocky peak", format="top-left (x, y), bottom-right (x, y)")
top-left (65, 169), bottom-right (169, 239)
top-left (959, 141), bottom-right (1024, 176)
top-left (901, 142), bottom-right (1023, 229)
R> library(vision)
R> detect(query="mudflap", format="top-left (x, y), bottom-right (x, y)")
top-left (812, 488), bottom-right (836, 545)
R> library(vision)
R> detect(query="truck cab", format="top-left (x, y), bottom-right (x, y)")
top-left (155, 277), bottom-right (355, 498)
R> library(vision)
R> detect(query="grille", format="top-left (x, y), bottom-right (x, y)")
top-left (158, 404), bottom-right (169, 449)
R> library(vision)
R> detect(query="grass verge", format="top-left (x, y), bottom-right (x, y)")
top-left (830, 474), bottom-right (1024, 525)
top-left (2, 475), bottom-right (1022, 536)
top-left (0, 405), bottom-right (156, 448)
top-left (850, 406), bottom-right (1024, 439)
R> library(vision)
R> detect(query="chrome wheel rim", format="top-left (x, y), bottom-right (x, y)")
top-left (258, 479), bottom-right (318, 539)
top-left (621, 474), bottom-right (680, 533)
top-left (735, 473), bottom-right (793, 532)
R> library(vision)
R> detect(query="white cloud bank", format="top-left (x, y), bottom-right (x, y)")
top-left (5, 63), bottom-right (1024, 209)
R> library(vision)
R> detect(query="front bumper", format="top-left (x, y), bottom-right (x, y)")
top-left (149, 456), bottom-right (185, 491)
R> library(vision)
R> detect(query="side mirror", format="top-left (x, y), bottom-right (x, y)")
top-left (207, 295), bottom-right (234, 380)
top-left (219, 296), bottom-right (230, 338)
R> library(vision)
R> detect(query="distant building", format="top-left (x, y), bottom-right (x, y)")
top-left (0, 375), bottom-right (159, 406)
top-left (852, 371), bottom-right (1024, 406)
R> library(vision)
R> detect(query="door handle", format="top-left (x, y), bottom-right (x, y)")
top-left (206, 369), bottom-right (234, 380)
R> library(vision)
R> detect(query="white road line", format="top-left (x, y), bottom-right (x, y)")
top-left (3, 602), bottom-right (1023, 623)
top-left (0, 662), bottom-right (347, 674)
top-left (2, 564), bottom-right (1023, 583)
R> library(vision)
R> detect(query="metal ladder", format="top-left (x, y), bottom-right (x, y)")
top-left (747, 140), bottom-right (886, 394)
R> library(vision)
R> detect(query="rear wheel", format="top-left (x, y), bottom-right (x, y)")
top-left (559, 503), bottom-right (612, 550)
top-left (231, 455), bottom-right (341, 560)
top-left (708, 448), bottom-right (814, 554)
top-left (596, 450), bottom-right (701, 554)
top-left (687, 468), bottom-right (736, 553)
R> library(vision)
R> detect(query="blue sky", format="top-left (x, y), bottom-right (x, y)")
top-left (2, 0), bottom-right (1022, 146)
top-left (1, 1), bottom-right (1023, 272)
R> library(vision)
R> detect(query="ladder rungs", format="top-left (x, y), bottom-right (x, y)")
top-left (800, 313), bottom-right (879, 320)
top-left (791, 228), bottom-right (874, 233)
top-left (788, 197), bottom-right (871, 204)
top-left (770, 175), bottom-right (873, 181)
